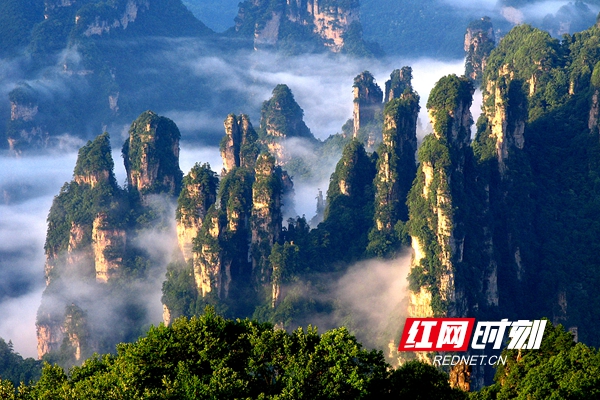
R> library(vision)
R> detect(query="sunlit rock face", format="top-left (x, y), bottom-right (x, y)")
top-left (235, 0), bottom-right (361, 52)
top-left (408, 75), bottom-right (474, 318)
top-left (123, 110), bottom-right (183, 198)
top-left (373, 67), bottom-right (419, 233)
top-left (352, 71), bottom-right (383, 138)
top-left (176, 163), bottom-right (218, 263)
top-left (464, 17), bottom-right (495, 84)
top-left (221, 114), bottom-right (259, 173)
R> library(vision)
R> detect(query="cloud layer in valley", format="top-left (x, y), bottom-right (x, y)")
top-left (0, 43), bottom-right (470, 358)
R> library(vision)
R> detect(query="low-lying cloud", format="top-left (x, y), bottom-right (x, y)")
top-left (0, 153), bottom-right (76, 358)
top-left (0, 39), bottom-right (472, 359)
top-left (278, 252), bottom-right (412, 360)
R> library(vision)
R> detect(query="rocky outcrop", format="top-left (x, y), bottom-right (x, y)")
top-left (77, 0), bottom-right (149, 37)
top-left (62, 304), bottom-right (89, 362)
top-left (408, 75), bottom-right (474, 317)
top-left (74, 170), bottom-right (110, 188)
top-left (482, 68), bottom-right (527, 175)
top-left (221, 114), bottom-right (260, 173)
top-left (6, 86), bottom-right (48, 153)
top-left (92, 213), bottom-right (126, 283)
top-left (38, 132), bottom-right (127, 359)
top-left (11, 103), bottom-right (38, 121)
top-left (37, 303), bottom-right (91, 362)
top-left (176, 163), bottom-right (218, 262)
top-left (589, 90), bottom-right (599, 133)
top-left (464, 17), bottom-right (495, 84)
top-left (73, 132), bottom-right (116, 188)
top-left (192, 208), bottom-right (228, 298)
top-left (236, 0), bottom-right (361, 52)
top-left (352, 71), bottom-right (383, 138)
top-left (36, 320), bottom-right (62, 359)
top-left (258, 84), bottom-right (315, 166)
top-left (123, 111), bottom-right (183, 197)
top-left (251, 154), bottom-right (283, 284)
top-left (309, 0), bottom-right (359, 52)
top-left (191, 166), bottom-right (255, 300)
top-left (384, 67), bottom-right (413, 103)
top-left (260, 84), bottom-right (313, 140)
top-left (449, 362), bottom-right (471, 392)
top-left (66, 221), bottom-right (94, 268)
top-left (109, 93), bottom-right (119, 113)
top-left (373, 68), bottom-right (419, 232)
top-left (254, 11), bottom-right (282, 49)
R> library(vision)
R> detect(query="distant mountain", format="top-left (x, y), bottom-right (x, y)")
top-left (361, 0), bottom-right (600, 58)
top-left (0, 0), bottom-right (376, 153)
top-left (181, 0), bottom-right (239, 32)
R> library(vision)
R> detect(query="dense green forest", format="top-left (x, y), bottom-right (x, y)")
top-left (2, 311), bottom-right (598, 398)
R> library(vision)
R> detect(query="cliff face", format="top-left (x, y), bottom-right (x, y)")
top-left (75, 0), bottom-right (149, 37)
top-left (44, 133), bottom-right (121, 284)
top-left (191, 117), bottom-right (262, 301)
top-left (464, 17), bottom-right (495, 84)
top-left (319, 139), bottom-right (376, 263)
top-left (166, 114), bottom-right (294, 316)
top-left (384, 67), bottom-right (412, 103)
top-left (235, 0), bottom-right (361, 53)
top-left (309, 0), bottom-right (359, 52)
top-left (588, 62), bottom-right (600, 134)
top-left (37, 132), bottom-right (130, 360)
top-left (258, 84), bottom-right (315, 166)
top-left (123, 110), bottom-right (183, 197)
top-left (221, 114), bottom-right (260, 173)
top-left (480, 63), bottom-right (528, 176)
top-left (92, 213), bottom-right (126, 283)
top-left (352, 71), bottom-right (383, 143)
top-left (408, 75), bottom-right (474, 318)
top-left (192, 207), bottom-right (227, 298)
top-left (36, 319), bottom-right (62, 359)
top-left (191, 168), bottom-right (255, 301)
top-left (373, 67), bottom-right (419, 234)
top-left (7, 86), bottom-right (48, 154)
top-left (176, 163), bottom-right (218, 262)
top-left (251, 154), bottom-right (283, 286)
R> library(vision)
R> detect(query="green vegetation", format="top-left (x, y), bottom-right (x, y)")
top-left (316, 139), bottom-right (377, 265)
top-left (73, 133), bottom-right (116, 185)
top-left (176, 163), bottom-right (219, 224)
top-left (353, 71), bottom-right (384, 148)
top-left (259, 84), bottom-right (314, 140)
top-left (470, 323), bottom-right (600, 399)
top-left (360, 0), bottom-right (472, 58)
top-left (0, 310), bottom-right (466, 399)
top-left (251, 153), bottom-right (284, 285)
top-left (369, 75), bottom-right (419, 257)
top-left (161, 260), bottom-right (199, 320)
top-left (123, 111), bottom-right (183, 196)
top-left (426, 75), bottom-right (473, 140)
top-left (470, 23), bottom-right (600, 347)
top-left (0, 339), bottom-right (41, 387)
top-left (19, 14), bottom-right (600, 396)
top-left (465, 17), bottom-right (495, 85)
top-left (45, 133), bottom-right (125, 258)
top-left (0, 0), bottom-right (43, 56)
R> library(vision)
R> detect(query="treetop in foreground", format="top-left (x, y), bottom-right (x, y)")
top-left (0, 308), bottom-right (465, 399)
